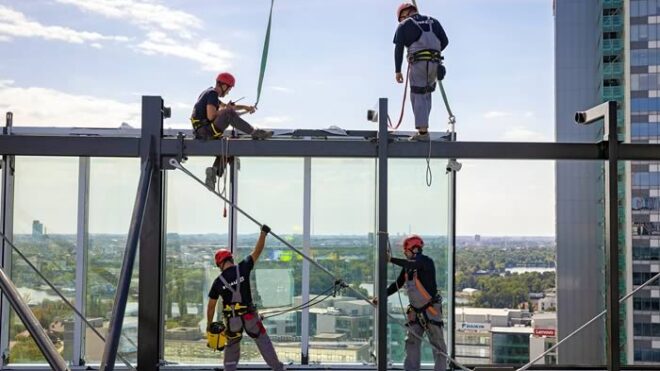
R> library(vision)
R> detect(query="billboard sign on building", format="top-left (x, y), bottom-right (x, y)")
top-left (459, 322), bottom-right (491, 331)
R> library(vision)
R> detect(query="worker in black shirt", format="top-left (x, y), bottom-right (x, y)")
top-left (394, 3), bottom-right (449, 141)
top-left (373, 235), bottom-right (446, 371)
top-left (191, 72), bottom-right (274, 189)
top-left (207, 224), bottom-right (283, 371)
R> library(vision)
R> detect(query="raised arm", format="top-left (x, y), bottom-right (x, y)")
top-left (250, 224), bottom-right (271, 264)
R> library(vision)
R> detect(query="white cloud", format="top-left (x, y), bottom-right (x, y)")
top-left (56, 0), bottom-right (234, 70)
top-left (0, 5), bottom-right (128, 45)
top-left (55, 0), bottom-right (201, 36)
top-left (501, 126), bottom-right (550, 142)
top-left (269, 86), bottom-right (294, 94)
top-left (483, 110), bottom-right (534, 119)
top-left (136, 32), bottom-right (233, 71)
top-left (0, 80), bottom-right (139, 127)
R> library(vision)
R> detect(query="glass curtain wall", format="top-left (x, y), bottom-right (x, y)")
top-left (9, 157), bottom-right (78, 364)
top-left (387, 159), bottom-right (450, 366)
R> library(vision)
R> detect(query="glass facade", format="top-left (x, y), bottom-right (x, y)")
top-left (630, 1), bottom-right (660, 363)
top-left (9, 157), bottom-right (78, 364)
top-left (491, 330), bottom-right (531, 364)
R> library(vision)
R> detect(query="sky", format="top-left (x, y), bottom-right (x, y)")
top-left (1, 0), bottom-right (557, 236)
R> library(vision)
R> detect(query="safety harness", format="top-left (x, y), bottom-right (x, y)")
top-left (408, 48), bottom-right (443, 95)
top-left (406, 295), bottom-right (444, 329)
top-left (217, 265), bottom-right (258, 341)
top-left (191, 118), bottom-right (223, 139)
top-left (404, 269), bottom-right (444, 330)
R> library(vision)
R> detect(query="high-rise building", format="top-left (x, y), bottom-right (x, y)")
top-left (556, 0), bottom-right (660, 364)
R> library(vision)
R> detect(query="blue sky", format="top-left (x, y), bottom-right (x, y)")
top-left (1, 0), bottom-right (556, 236)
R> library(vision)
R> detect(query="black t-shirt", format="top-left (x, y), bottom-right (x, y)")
top-left (191, 87), bottom-right (221, 122)
top-left (208, 256), bottom-right (255, 306)
top-left (387, 253), bottom-right (438, 297)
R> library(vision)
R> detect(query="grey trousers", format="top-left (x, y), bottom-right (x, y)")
top-left (409, 61), bottom-right (439, 130)
top-left (223, 313), bottom-right (284, 371)
top-left (404, 303), bottom-right (447, 371)
top-left (213, 108), bottom-right (255, 135)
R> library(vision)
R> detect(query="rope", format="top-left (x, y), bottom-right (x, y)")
top-left (254, 0), bottom-right (275, 107)
top-left (263, 284), bottom-right (338, 319)
top-left (388, 63), bottom-right (411, 131)
top-left (0, 232), bottom-right (137, 370)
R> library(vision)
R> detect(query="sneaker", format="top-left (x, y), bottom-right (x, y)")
top-left (251, 128), bottom-right (274, 140)
top-left (205, 166), bottom-right (218, 190)
top-left (409, 131), bottom-right (430, 141)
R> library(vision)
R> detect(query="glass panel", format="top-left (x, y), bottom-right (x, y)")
top-left (235, 158), bottom-right (303, 366)
top-left (308, 158), bottom-right (375, 365)
top-left (452, 160), bottom-right (602, 367)
top-left (387, 159), bottom-right (449, 367)
top-left (86, 158), bottom-right (140, 365)
top-left (163, 157), bottom-right (231, 364)
top-left (9, 157), bottom-right (78, 364)
top-left (627, 160), bottom-right (660, 365)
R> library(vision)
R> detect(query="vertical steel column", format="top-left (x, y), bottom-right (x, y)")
top-left (301, 157), bottom-right (311, 365)
top-left (137, 96), bottom-right (165, 371)
top-left (447, 132), bottom-right (457, 366)
top-left (0, 112), bottom-right (15, 366)
top-left (229, 158), bottom-right (239, 252)
top-left (376, 98), bottom-right (389, 371)
top-left (73, 157), bottom-right (90, 365)
top-left (604, 101), bottom-right (620, 371)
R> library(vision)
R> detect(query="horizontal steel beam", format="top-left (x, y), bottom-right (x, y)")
top-left (0, 136), bottom-right (139, 157)
top-left (2, 134), bottom-right (660, 161)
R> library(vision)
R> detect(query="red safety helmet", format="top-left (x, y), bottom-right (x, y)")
top-left (403, 235), bottom-right (424, 252)
top-left (216, 72), bottom-right (236, 88)
top-left (214, 248), bottom-right (233, 267)
top-left (397, 3), bottom-right (417, 21)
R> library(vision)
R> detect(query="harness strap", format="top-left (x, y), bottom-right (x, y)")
top-left (190, 118), bottom-right (223, 138)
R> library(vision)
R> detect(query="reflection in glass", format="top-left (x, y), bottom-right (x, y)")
top-left (10, 157), bottom-right (77, 364)
top-left (86, 158), bottom-right (140, 365)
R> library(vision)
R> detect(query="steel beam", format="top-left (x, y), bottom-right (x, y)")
top-left (137, 96), bottom-right (166, 371)
top-left (4, 131), bottom-right (660, 161)
top-left (0, 136), bottom-right (139, 157)
top-left (376, 98), bottom-right (388, 371)
top-left (0, 112), bottom-right (15, 366)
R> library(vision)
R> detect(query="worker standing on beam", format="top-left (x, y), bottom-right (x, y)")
top-left (191, 72), bottom-right (274, 189)
top-left (373, 235), bottom-right (447, 371)
top-left (394, 3), bottom-right (449, 141)
top-left (206, 224), bottom-right (284, 371)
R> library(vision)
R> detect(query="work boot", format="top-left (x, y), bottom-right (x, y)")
top-left (409, 131), bottom-right (430, 141)
top-left (251, 128), bottom-right (274, 140)
top-left (205, 166), bottom-right (218, 190)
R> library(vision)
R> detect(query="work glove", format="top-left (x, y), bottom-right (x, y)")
top-left (261, 224), bottom-right (271, 234)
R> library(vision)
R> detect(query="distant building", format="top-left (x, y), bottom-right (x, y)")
top-left (475, 234), bottom-right (481, 243)
top-left (491, 327), bottom-right (533, 364)
top-left (530, 312), bottom-right (557, 365)
top-left (455, 307), bottom-right (531, 364)
top-left (32, 220), bottom-right (44, 237)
